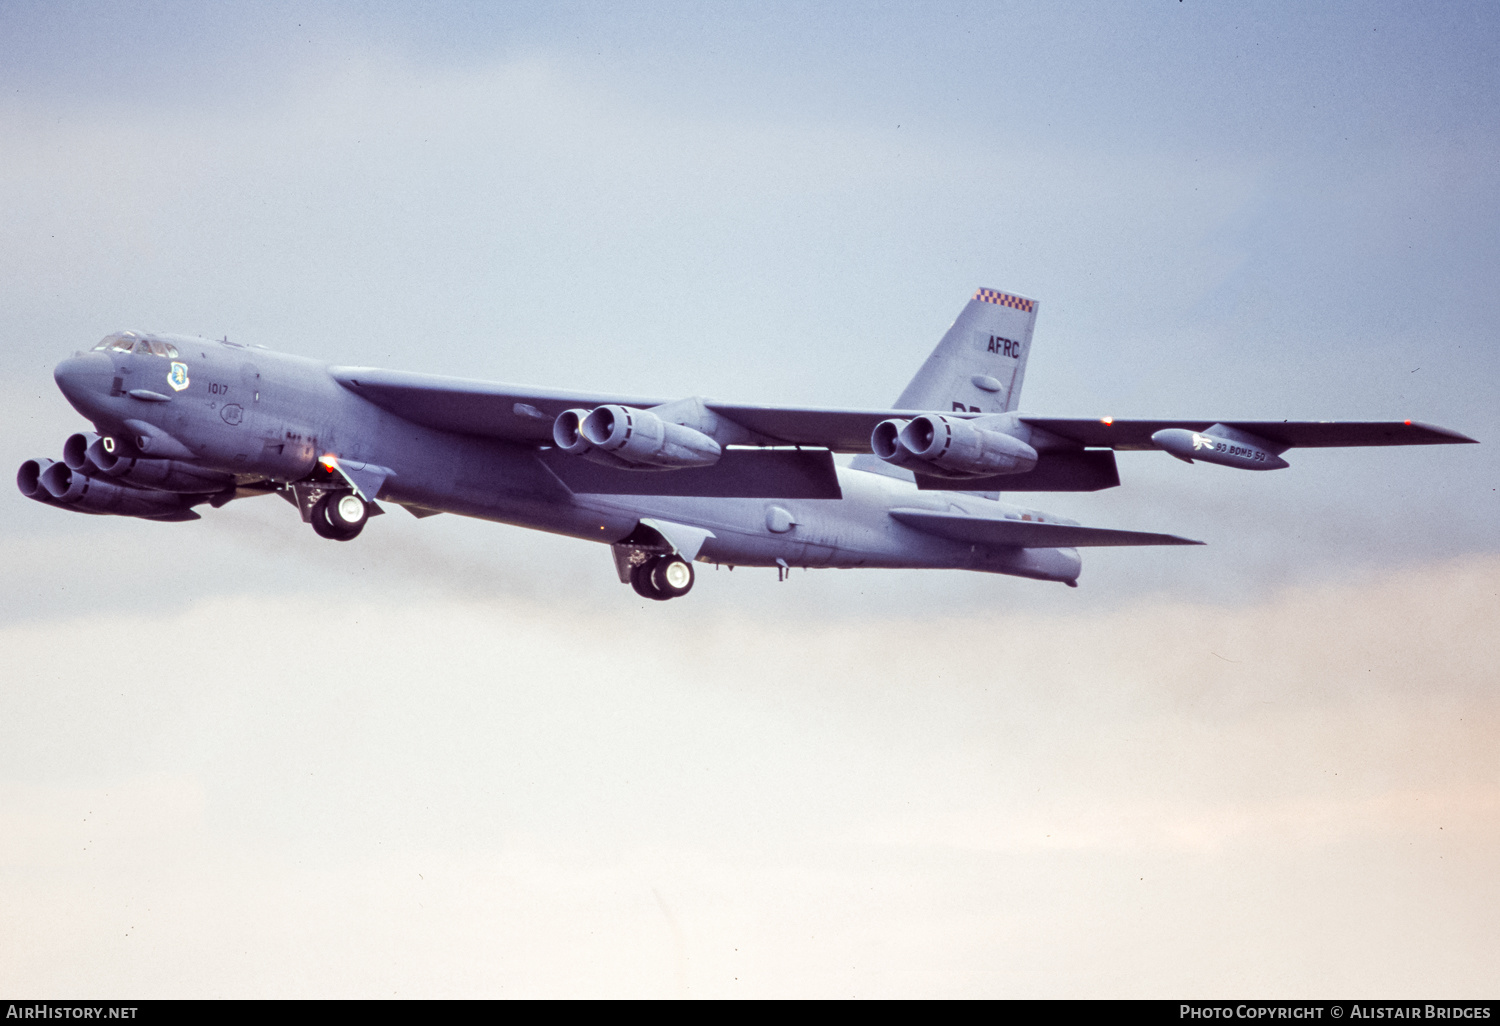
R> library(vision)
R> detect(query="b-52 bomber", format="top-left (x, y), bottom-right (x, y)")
top-left (20, 288), bottom-right (1476, 600)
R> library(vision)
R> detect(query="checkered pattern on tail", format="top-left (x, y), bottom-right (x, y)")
top-left (973, 288), bottom-right (1035, 313)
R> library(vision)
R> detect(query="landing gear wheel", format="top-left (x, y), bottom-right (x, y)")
top-left (630, 560), bottom-right (666, 600)
top-left (327, 492), bottom-right (369, 532)
top-left (648, 555), bottom-right (694, 599)
top-left (311, 493), bottom-right (365, 541)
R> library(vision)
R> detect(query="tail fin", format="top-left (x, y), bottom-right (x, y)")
top-left (851, 287), bottom-right (1039, 483)
top-left (894, 287), bottom-right (1038, 414)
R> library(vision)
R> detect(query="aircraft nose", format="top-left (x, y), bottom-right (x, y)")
top-left (53, 352), bottom-right (114, 412)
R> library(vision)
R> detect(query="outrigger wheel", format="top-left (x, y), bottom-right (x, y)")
top-left (310, 491), bottom-right (368, 541)
top-left (631, 554), bottom-right (695, 600)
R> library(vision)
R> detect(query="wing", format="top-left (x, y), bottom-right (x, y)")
top-left (330, 368), bottom-right (850, 498)
top-left (1021, 418), bottom-right (1476, 449)
top-left (335, 369), bottom-right (1476, 450)
top-left (889, 509), bottom-right (1202, 548)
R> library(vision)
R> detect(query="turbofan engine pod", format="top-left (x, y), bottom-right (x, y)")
top-left (872, 414), bottom-right (1039, 479)
top-left (574, 405), bottom-right (722, 469)
top-left (85, 438), bottom-right (232, 493)
top-left (1151, 425), bottom-right (1289, 470)
top-left (38, 462), bottom-right (196, 516)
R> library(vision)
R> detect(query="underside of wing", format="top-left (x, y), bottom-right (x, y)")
top-left (1022, 418), bottom-right (1477, 450)
top-left (539, 448), bottom-right (842, 499)
top-left (914, 449), bottom-right (1120, 492)
top-left (889, 508), bottom-right (1203, 547)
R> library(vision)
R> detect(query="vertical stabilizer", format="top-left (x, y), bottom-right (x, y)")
top-left (894, 287), bottom-right (1038, 414)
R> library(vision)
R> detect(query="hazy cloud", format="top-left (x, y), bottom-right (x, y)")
top-left (0, 557), bottom-right (1496, 996)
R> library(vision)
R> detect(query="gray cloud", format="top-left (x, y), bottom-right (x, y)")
top-left (0, 556), bottom-right (1496, 995)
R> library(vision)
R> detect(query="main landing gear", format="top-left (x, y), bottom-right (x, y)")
top-left (630, 554), bottom-right (695, 601)
top-left (310, 491), bottom-right (369, 541)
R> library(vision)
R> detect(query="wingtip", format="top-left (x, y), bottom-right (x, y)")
top-left (1408, 420), bottom-right (1479, 444)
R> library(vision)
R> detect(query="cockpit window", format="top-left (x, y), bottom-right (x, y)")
top-left (93, 331), bottom-right (140, 353)
top-left (91, 332), bottom-right (178, 358)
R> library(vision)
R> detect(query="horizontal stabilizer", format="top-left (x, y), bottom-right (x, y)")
top-left (915, 449), bottom-right (1119, 492)
top-left (1022, 418), bottom-right (1476, 450)
top-left (890, 508), bottom-right (1202, 548)
top-left (539, 448), bottom-right (842, 499)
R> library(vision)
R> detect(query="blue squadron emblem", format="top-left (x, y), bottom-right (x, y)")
top-left (167, 362), bottom-right (190, 392)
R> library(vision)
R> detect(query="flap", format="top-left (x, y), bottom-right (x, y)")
top-left (890, 508), bottom-right (1202, 548)
top-left (915, 449), bottom-right (1119, 492)
top-left (539, 448), bottom-right (842, 499)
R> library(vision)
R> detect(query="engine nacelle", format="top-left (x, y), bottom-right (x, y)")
top-left (18, 458), bottom-right (61, 503)
top-left (86, 438), bottom-right (232, 493)
top-left (37, 462), bottom-right (195, 517)
top-left (552, 409), bottom-right (595, 456)
top-left (871, 415), bottom-right (1038, 479)
top-left (63, 432), bottom-right (102, 471)
top-left (555, 405), bottom-right (722, 469)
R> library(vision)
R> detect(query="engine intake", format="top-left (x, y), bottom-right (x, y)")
top-left (552, 409), bottom-right (594, 456)
top-left (871, 415), bottom-right (1038, 479)
top-left (62, 432), bottom-right (102, 471)
top-left (17, 458), bottom-right (60, 502)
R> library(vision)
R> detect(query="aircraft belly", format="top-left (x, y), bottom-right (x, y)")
top-left (577, 472), bottom-right (970, 570)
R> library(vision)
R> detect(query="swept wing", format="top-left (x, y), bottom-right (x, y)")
top-left (889, 509), bottom-right (1202, 547)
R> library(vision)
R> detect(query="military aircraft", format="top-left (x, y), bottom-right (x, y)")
top-left (19, 288), bottom-right (1476, 600)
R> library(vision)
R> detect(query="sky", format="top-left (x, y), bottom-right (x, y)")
top-left (1, 0), bottom-right (1497, 997)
